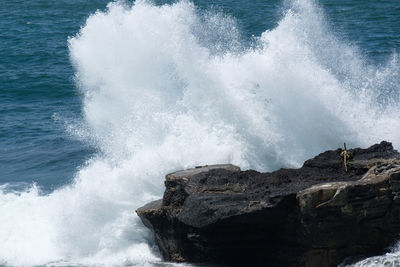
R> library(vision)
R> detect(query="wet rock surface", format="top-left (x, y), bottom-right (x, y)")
top-left (137, 142), bottom-right (400, 266)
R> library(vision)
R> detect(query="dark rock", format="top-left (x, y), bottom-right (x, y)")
top-left (136, 142), bottom-right (400, 266)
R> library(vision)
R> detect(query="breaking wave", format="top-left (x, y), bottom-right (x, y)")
top-left (0, 0), bottom-right (399, 265)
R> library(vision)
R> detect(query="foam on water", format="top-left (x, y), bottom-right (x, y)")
top-left (1, 0), bottom-right (399, 265)
top-left (347, 241), bottom-right (400, 266)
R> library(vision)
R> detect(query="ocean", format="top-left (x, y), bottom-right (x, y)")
top-left (0, 0), bottom-right (399, 266)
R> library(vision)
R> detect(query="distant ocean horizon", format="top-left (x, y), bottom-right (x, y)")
top-left (0, 0), bottom-right (399, 266)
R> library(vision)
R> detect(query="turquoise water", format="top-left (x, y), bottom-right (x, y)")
top-left (0, 0), bottom-right (399, 266)
top-left (0, 1), bottom-right (109, 190)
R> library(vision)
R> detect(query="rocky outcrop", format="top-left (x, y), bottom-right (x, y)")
top-left (136, 141), bottom-right (400, 266)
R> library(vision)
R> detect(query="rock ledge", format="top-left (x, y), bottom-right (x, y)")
top-left (137, 142), bottom-right (400, 266)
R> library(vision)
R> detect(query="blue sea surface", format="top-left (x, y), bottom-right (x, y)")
top-left (0, 1), bottom-right (109, 190)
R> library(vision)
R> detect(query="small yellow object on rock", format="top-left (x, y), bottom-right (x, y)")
top-left (341, 142), bottom-right (351, 172)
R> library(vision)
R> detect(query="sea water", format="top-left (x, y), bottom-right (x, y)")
top-left (0, 0), bottom-right (399, 266)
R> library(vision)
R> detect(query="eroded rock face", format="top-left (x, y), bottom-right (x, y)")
top-left (136, 142), bottom-right (400, 266)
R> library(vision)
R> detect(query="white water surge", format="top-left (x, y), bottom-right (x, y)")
top-left (1, 0), bottom-right (399, 266)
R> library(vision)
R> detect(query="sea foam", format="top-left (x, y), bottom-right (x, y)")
top-left (0, 0), bottom-right (399, 265)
